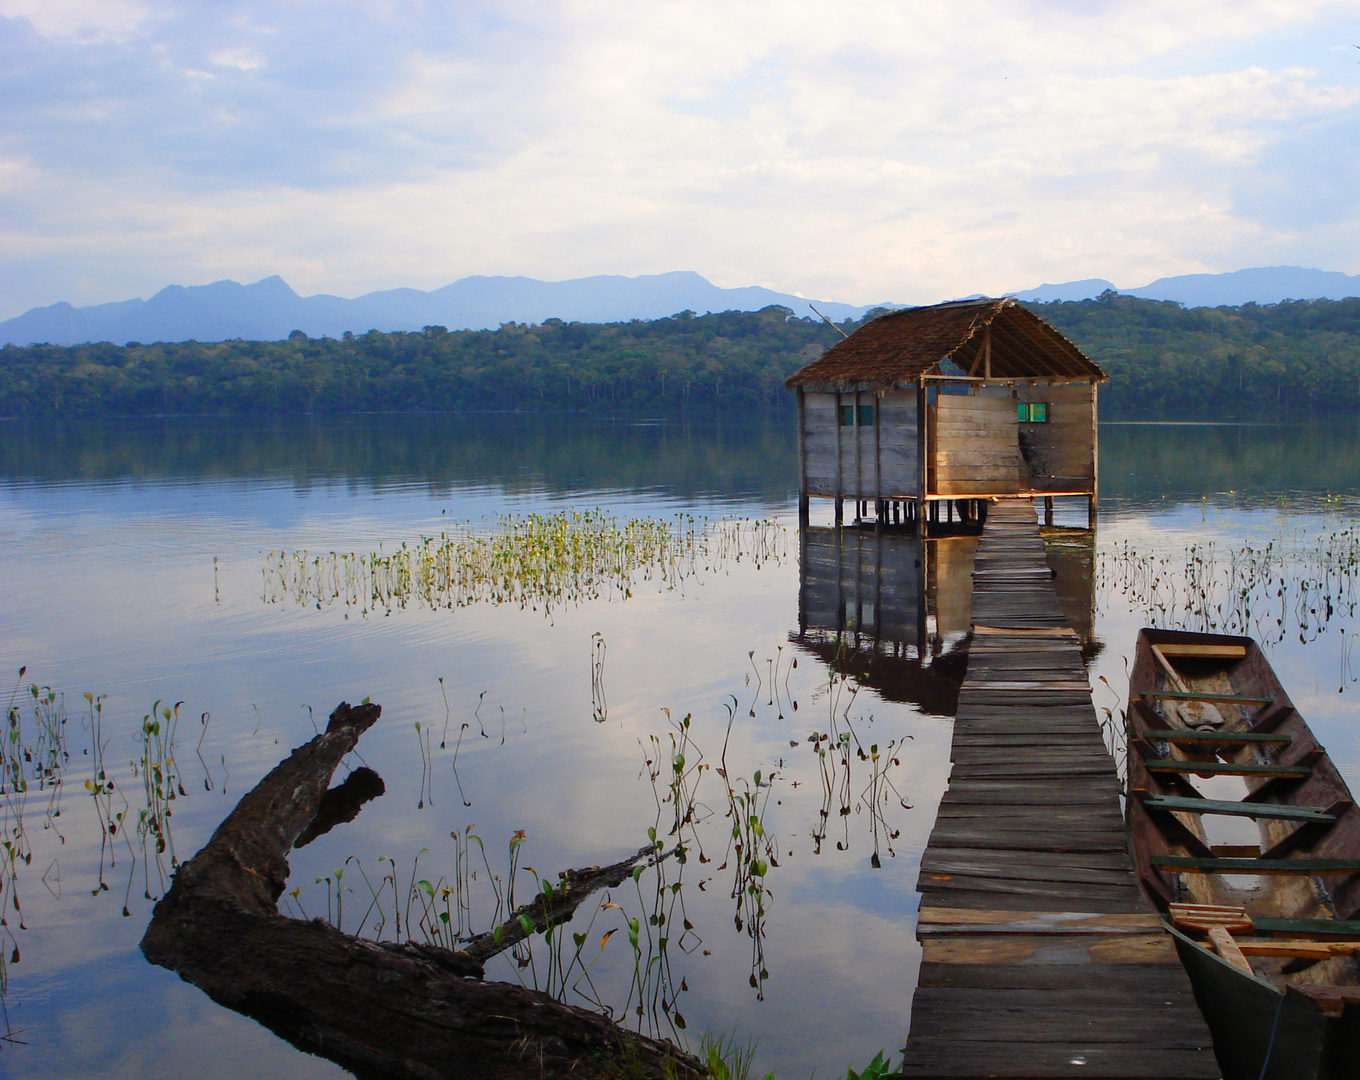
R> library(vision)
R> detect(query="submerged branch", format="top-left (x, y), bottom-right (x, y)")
top-left (463, 845), bottom-right (672, 965)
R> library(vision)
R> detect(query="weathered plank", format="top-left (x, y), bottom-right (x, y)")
top-left (902, 498), bottom-right (1218, 1078)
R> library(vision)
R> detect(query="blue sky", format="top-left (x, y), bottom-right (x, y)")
top-left (1, 0), bottom-right (1358, 318)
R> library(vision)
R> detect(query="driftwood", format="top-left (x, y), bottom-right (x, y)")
top-left (141, 702), bottom-right (703, 1080)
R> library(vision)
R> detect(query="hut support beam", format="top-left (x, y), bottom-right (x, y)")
top-left (916, 379), bottom-right (928, 538)
top-left (1089, 382), bottom-right (1100, 530)
top-left (797, 387), bottom-right (809, 528)
top-left (834, 391), bottom-right (844, 525)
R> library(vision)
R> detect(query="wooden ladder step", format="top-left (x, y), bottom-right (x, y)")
top-left (1152, 855), bottom-right (1360, 875)
top-left (1139, 728), bottom-right (1292, 746)
top-left (1141, 794), bottom-right (1337, 823)
top-left (1143, 760), bottom-right (1311, 779)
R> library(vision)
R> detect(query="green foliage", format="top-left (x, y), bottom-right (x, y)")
top-left (844, 1052), bottom-right (894, 1080)
top-left (261, 512), bottom-right (787, 615)
top-left (700, 1033), bottom-right (768, 1080)
top-left (6, 295), bottom-right (1359, 419)
top-left (0, 305), bottom-right (845, 416)
top-left (1027, 293), bottom-right (1360, 419)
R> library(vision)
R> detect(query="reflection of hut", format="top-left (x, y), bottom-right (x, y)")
top-left (798, 526), bottom-right (926, 647)
top-left (786, 298), bottom-right (1106, 530)
top-left (1042, 526), bottom-right (1097, 648)
top-left (792, 522), bottom-right (1101, 713)
top-left (793, 526), bottom-right (968, 716)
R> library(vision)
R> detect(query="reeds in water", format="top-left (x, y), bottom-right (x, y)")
top-left (261, 511), bottom-right (787, 615)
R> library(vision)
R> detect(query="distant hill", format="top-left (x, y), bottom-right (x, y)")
top-left (1012, 266), bottom-right (1360, 306)
top-left (10, 264), bottom-right (1359, 348)
top-left (0, 271), bottom-right (888, 347)
top-left (1008, 278), bottom-right (1120, 303)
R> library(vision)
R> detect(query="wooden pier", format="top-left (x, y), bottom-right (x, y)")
top-left (901, 500), bottom-right (1219, 1079)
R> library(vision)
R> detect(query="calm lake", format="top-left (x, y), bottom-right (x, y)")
top-left (1, 414), bottom-right (1359, 1078)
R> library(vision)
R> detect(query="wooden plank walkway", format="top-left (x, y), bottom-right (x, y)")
top-left (901, 500), bottom-right (1220, 1079)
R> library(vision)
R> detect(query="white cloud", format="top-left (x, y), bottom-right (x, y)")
top-left (1, 0), bottom-right (1359, 317)
top-left (0, 0), bottom-right (150, 40)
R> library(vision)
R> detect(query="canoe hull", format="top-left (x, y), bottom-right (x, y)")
top-left (1168, 923), bottom-right (1360, 1080)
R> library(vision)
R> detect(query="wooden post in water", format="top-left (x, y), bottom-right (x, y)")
top-left (1089, 380), bottom-right (1099, 530)
top-left (834, 390), bottom-right (844, 525)
top-left (873, 390), bottom-right (883, 532)
top-left (853, 389), bottom-right (863, 523)
top-left (916, 378), bottom-right (929, 538)
top-left (797, 387), bottom-right (810, 528)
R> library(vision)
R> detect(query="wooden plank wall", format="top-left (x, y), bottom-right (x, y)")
top-left (800, 384), bottom-right (1096, 501)
top-left (1018, 383), bottom-right (1096, 493)
top-left (802, 390), bottom-right (918, 499)
top-left (878, 391), bottom-right (919, 497)
top-left (932, 395), bottom-right (1021, 496)
top-left (802, 392), bottom-right (841, 497)
top-left (900, 500), bottom-right (1219, 1079)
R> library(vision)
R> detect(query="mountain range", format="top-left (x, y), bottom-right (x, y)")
top-left (1011, 266), bottom-right (1360, 306)
top-left (0, 272), bottom-right (884, 348)
top-left (3, 266), bottom-right (1358, 348)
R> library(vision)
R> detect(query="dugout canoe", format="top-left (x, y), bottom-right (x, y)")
top-left (1125, 627), bottom-right (1360, 1080)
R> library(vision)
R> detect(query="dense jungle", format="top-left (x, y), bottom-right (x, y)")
top-left (2, 293), bottom-right (1359, 419)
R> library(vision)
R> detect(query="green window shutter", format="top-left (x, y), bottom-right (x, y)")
top-left (840, 404), bottom-right (855, 426)
top-left (1031, 402), bottom-right (1048, 422)
top-left (858, 404), bottom-right (875, 426)
top-left (1017, 402), bottom-right (1027, 422)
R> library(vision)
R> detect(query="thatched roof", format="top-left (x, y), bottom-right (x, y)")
top-left (785, 298), bottom-right (1105, 392)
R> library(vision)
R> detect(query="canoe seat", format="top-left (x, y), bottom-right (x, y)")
top-left (1152, 855), bottom-right (1360, 875)
top-left (1143, 760), bottom-right (1311, 780)
top-left (1138, 728), bottom-right (1292, 746)
top-left (1141, 690), bottom-right (1273, 707)
top-left (1169, 903), bottom-right (1252, 933)
top-left (1254, 917), bottom-right (1360, 940)
top-left (1236, 939), bottom-right (1360, 959)
top-left (1140, 794), bottom-right (1337, 824)
top-left (1155, 643), bottom-right (1248, 659)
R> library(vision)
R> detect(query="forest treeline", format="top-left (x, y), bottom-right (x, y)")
top-left (2, 293), bottom-right (1358, 418)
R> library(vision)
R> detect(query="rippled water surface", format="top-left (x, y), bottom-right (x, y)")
top-left (1, 414), bottom-right (1358, 1078)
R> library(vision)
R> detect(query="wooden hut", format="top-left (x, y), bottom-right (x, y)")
top-left (785, 297), bottom-right (1106, 529)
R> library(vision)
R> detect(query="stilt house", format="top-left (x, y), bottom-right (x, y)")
top-left (785, 298), bottom-right (1107, 528)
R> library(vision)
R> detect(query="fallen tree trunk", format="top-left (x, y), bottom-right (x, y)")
top-left (141, 702), bottom-right (703, 1080)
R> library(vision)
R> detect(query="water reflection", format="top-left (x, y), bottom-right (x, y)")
top-left (792, 518), bottom-right (1101, 708)
top-left (1044, 526), bottom-right (1098, 650)
top-left (793, 525), bottom-right (969, 717)
top-left (5, 418), bottom-right (1358, 1079)
top-left (0, 414), bottom-right (799, 505)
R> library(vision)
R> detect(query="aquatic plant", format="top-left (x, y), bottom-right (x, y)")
top-left (1099, 524), bottom-right (1360, 648)
top-left (260, 512), bottom-right (788, 616)
top-left (592, 632), bottom-right (609, 724)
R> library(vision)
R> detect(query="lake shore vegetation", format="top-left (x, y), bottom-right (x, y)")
top-left (1, 294), bottom-right (1358, 419)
